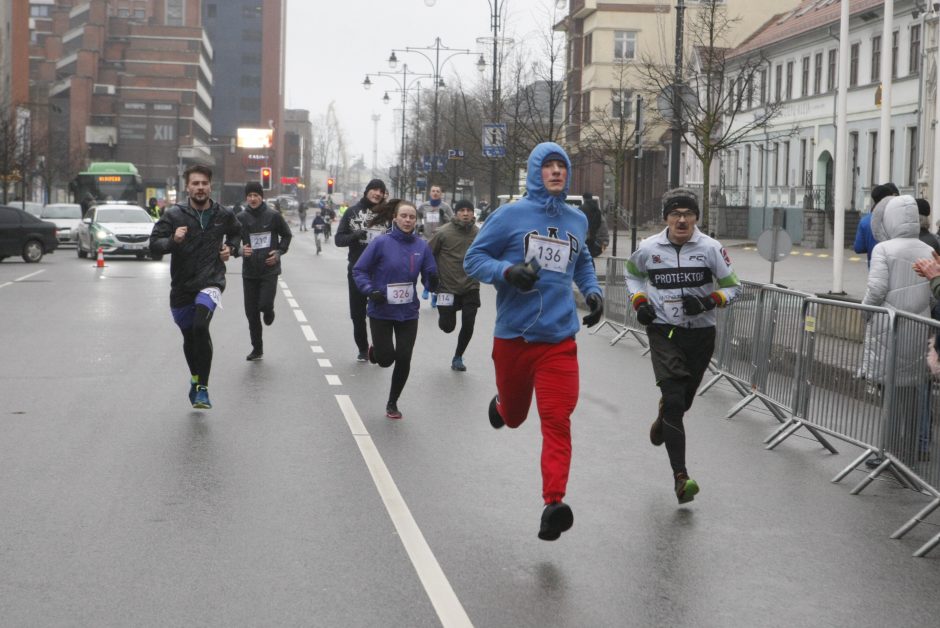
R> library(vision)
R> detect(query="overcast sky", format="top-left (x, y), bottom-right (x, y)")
top-left (284, 0), bottom-right (566, 169)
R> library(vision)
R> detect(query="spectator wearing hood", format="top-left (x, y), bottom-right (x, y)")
top-left (854, 183), bottom-right (899, 266)
top-left (464, 142), bottom-right (604, 542)
top-left (335, 178), bottom-right (388, 361)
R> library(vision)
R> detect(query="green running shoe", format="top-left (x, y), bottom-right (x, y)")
top-left (675, 473), bottom-right (699, 504)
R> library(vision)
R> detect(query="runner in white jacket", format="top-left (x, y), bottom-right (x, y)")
top-left (626, 188), bottom-right (740, 504)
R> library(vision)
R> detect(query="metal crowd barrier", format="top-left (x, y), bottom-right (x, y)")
top-left (594, 274), bottom-right (940, 557)
top-left (592, 257), bottom-right (648, 350)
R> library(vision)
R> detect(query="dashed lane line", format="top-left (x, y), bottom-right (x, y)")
top-left (310, 345), bottom-right (325, 354)
top-left (317, 358), bottom-right (332, 368)
top-left (301, 325), bottom-right (318, 342)
top-left (326, 375), bottom-right (342, 386)
top-left (287, 298), bottom-right (299, 308)
top-left (293, 309), bottom-right (308, 323)
top-left (0, 268), bottom-right (47, 289)
top-left (335, 395), bottom-right (473, 628)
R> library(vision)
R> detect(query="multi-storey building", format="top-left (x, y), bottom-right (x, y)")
top-left (202, 0), bottom-right (285, 204)
top-left (283, 108), bottom-right (311, 203)
top-left (720, 0), bottom-right (929, 246)
top-left (558, 0), bottom-right (801, 225)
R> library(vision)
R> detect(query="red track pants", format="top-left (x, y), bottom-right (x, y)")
top-left (492, 336), bottom-right (579, 504)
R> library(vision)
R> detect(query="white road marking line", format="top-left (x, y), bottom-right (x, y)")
top-left (301, 325), bottom-right (318, 342)
top-left (288, 298), bottom-right (299, 308)
top-left (317, 358), bottom-right (332, 368)
top-left (279, 280), bottom-right (288, 288)
top-left (293, 309), bottom-right (308, 322)
top-left (14, 269), bottom-right (46, 282)
top-left (0, 282), bottom-right (11, 289)
top-left (326, 374), bottom-right (342, 386)
top-left (334, 395), bottom-right (472, 628)
top-left (310, 345), bottom-right (324, 354)
top-left (283, 289), bottom-right (293, 298)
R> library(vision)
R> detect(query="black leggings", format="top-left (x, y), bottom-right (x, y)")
top-left (369, 318), bottom-right (419, 404)
top-left (181, 304), bottom-right (214, 387)
top-left (243, 275), bottom-right (277, 352)
top-left (347, 271), bottom-right (369, 354)
top-left (438, 304), bottom-right (478, 357)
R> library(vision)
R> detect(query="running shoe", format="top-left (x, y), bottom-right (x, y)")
top-left (451, 356), bottom-right (466, 371)
top-left (386, 402), bottom-right (402, 420)
top-left (356, 352), bottom-right (368, 363)
top-left (538, 501), bottom-right (574, 541)
top-left (488, 395), bottom-right (505, 429)
top-left (431, 293), bottom-right (437, 308)
top-left (246, 349), bottom-right (263, 361)
top-left (263, 309), bottom-right (275, 326)
top-left (650, 398), bottom-right (664, 446)
top-left (192, 386), bottom-right (212, 410)
top-left (422, 288), bottom-right (429, 300)
top-left (188, 378), bottom-right (198, 405)
top-left (675, 473), bottom-right (699, 504)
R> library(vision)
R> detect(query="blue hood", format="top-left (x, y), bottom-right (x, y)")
top-left (524, 142), bottom-right (571, 218)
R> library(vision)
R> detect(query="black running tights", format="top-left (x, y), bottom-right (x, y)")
top-left (369, 317), bottom-right (418, 404)
top-left (437, 305), bottom-right (478, 357)
top-left (181, 304), bottom-right (214, 386)
top-left (658, 377), bottom-right (699, 476)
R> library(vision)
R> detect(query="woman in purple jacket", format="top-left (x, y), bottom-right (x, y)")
top-left (353, 199), bottom-right (438, 419)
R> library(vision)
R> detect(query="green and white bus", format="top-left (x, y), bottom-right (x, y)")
top-left (72, 162), bottom-right (145, 211)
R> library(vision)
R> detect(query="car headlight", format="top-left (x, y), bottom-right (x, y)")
top-left (93, 226), bottom-right (115, 242)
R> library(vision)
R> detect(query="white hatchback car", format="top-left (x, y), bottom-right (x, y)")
top-left (40, 203), bottom-right (83, 245)
top-left (75, 203), bottom-right (156, 259)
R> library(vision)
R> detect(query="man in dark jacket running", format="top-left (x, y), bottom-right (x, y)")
top-left (237, 181), bottom-right (292, 361)
top-left (334, 178), bottom-right (387, 361)
top-left (149, 164), bottom-right (241, 409)
top-left (428, 199), bottom-right (480, 371)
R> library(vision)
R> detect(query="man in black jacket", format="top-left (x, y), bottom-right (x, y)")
top-left (149, 164), bottom-right (241, 410)
top-left (237, 181), bottom-right (292, 361)
top-left (334, 178), bottom-right (387, 361)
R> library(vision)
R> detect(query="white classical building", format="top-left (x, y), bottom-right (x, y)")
top-left (713, 0), bottom-right (932, 245)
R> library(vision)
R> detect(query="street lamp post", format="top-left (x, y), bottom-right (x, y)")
top-left (426, 0), bottom-right (567, 207)
top-left (670, 0), bottom-right (686, 189)
top-left (363, 65), bottom-right (430, 198)
top-left (388, 38), bottom-right (474, 188)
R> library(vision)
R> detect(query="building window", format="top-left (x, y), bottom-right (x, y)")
top-left (849, 43), bottom-right (859, 87)
top-left (910, 24), bottom-right (921, 75)
top-left (243, 5), bottom-right (261, 18)
top-left (800, 138), bottom-right (808, 185)
top-left (827, 49), bottom-right (837, 91)
top-left (29, 5), bottom-right (51, 17)
top-left (783, 141), bottom-right (790, 186)
top-left (801, 57), bottom-right (810, 97)
top-left (118, 8), bottom-right (130, 17)
top-left (581, 91), bottom-right (591, 123)
top-left (759, 69), bottom-right (767, 105)
top-left (166, 0), bottom-right (184, 26)
top-left (613, 31), bottom-right (636, 61)
top-left (871, 35), bottom-right (881, 83)
top-left (889, 129), bottom-right (895, 182)
top-left (813, 52), bottom-right (822, 95)
top-left (786, 61), bottom-right (793, 100)
top-left (773, 143), bottom-right (779, 186)
top-left (775, 64), bottom-right (782, 102)
top-left (133, 8), bottom-right (146, 18)
top-left (727, 78), bottom-right (735, 113)
top-left (908, 127), bottom-right (919, 186)
top-left (611, 90), bottom-right (632, 119)
top-left (583, 33), bottom-right (592, 65)
top-left (757, 145), bottom-right (763, 187)
top-left (892, 30), bottom-right (899, 79)
top-left (869, 131), bottom-right (878, 187)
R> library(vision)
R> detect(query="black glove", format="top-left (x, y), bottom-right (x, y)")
top-left (368, 290), bottom-right (386, 304)
top-left (682, 294), bottom-right (717, 315)
top-left (504, 263), bottom-right (539, 291)
top-left (582, 293), bottom-right (604, 327)
top-left (353, 229), bottom-right (368, 241)
top-left (427, 272), bottom-right (440, 293)
top-left (635, 302), bottom-right (656, 326)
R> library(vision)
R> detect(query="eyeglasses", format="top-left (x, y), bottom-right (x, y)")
top-left (667, 210), bottom-right (697, 220)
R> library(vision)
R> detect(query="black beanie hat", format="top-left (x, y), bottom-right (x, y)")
top-left (364, 178), bottom-right (387, 195)
top-left (917, 198), bottom-right (931, 217)
top-left (871, 183), bottom-right (900, 204)
top-left (245, 181), bottom-right (264, 197)
top-left (662, 187), bottom-right (700, 219)
top-left (454, 199), bottom-right (474, 212)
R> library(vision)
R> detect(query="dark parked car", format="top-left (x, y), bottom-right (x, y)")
top-left (0, 205), bottom-right (59, 263)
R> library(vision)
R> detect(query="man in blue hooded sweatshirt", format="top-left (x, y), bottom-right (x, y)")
top-left (464, 142), bottom-right (604, 541)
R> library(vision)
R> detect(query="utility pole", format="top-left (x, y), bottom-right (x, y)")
top-left (670, 0), bottom-right (686, 189)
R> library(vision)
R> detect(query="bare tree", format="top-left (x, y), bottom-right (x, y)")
top-left (637, 0), bottom-right (785, 229)
top-left (0, 106), bottom-right (20, 204)
top-left (577, 59), bottom-right (644, 255)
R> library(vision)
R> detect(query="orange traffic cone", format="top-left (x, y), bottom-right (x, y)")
top-left (96, 246), bottom-right (105, 268)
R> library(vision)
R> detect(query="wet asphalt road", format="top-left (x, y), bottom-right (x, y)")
top-left (1, 230), bottom-right (938, 627)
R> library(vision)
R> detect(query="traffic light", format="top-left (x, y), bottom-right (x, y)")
top-left (327, 177), bottom-right (335, 194)
top-left (261, 167), bottom-right (272, 190)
